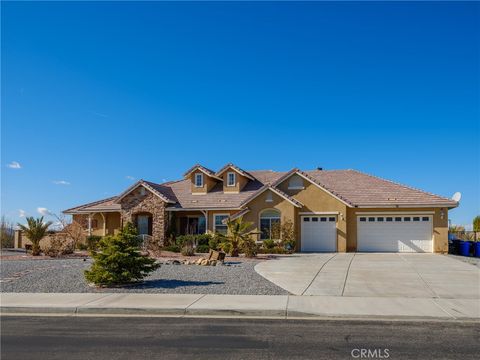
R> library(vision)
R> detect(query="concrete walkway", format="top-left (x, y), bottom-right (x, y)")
top-left (255, 253), bottom-right (480, 298)
top-left (1, 292), bottom-right (479, 320)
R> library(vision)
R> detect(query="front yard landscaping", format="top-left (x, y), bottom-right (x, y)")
top-left (0, 255), bottom-right (288, 295)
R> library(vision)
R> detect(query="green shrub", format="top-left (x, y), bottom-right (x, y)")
top-left (220, 241), bottom-right (232, 254)
top-left (176, 235), bottom-right (195, 247)
top-left (86, 235), bottom-right (102, 251)
top-left (181, 244), bottom-right (195, 256)
top-left (84, 223), bottom-right (159, 286)
top-left (209, 236), bottom-right (219, 250)
top-left (196, 244), bottom-right (210, 253)
top-left (262, 239), bottom-right (275, 249)
top-left (77, 243), bottom-right (88, 251)
top-left (240, 238), bottom-right (257, 258)
top-left (163, 245), bottom-right (180, 253)
top-left (196, 234), bottom-right (212, 246)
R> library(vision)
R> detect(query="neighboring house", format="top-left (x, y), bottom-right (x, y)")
top-left (63, 163), bottom-right (458, 253)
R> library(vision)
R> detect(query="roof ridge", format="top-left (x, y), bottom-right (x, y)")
top-left (348, 169), bottom-right (455, 203)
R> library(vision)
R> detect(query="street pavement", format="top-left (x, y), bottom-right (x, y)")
top-left (1, 316), bottom-right (478, 360)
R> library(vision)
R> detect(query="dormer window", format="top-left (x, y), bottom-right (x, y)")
top-left (288, 175), bottom-right (304, 190)
top-left (195, 173), bottom-right (203, 187)
top-left (227, 172), bottom-right (236, 187)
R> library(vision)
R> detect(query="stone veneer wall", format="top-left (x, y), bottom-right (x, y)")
top-left (119, 187), bottom-right (168, 246)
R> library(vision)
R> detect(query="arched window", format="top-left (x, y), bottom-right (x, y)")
top-left (260, 209), bottom-right (281, 240)
top-left (288, 175), bottom-right (304, 189)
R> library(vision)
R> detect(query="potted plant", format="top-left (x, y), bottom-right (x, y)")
top-left (473, 216), bottom-right (480, 257)
top-left (458, 233), bottom-right (474, 257)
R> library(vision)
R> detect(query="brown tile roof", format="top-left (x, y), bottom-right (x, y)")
top-left (216, 163), bottom-right (256, 180)
top-left (304, 169), bottom-right (457, 207)
top-left (63, 196), bottom-right (121, 214)
top-left (64, 167), bottom-right (457, 214)
top-left (183, 164), bottom-right (221, 180)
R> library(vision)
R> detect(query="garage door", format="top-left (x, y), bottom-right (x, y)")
top-left (357, 215), bottom-right (432, 252)
top-left (301, 216), bottom-right (337, 252)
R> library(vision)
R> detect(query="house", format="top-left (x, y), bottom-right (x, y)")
top-left (63, 163), bottom-right (458, 253)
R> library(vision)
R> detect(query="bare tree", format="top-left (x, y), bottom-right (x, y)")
top-left (1, 216), bottom-right (15, 248)
top-left (51, 213), bottom-right (86, 250)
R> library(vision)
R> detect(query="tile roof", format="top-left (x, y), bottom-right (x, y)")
top-left (183, 164), bottom-right (221, 179)
top-left (216, 163), bottom-right (256, 180)
top-left (64, 167), bottom-right (458, 214)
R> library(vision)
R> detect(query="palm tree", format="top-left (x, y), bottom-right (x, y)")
top-left (218, 217), bottom-right (253, 257)
top-left (17, 216), bottom-right (52, 256)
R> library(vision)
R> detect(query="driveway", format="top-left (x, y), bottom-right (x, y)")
top-left (255, 253), bottom-right (480, 299)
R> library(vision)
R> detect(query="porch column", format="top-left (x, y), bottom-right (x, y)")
top-left (87, 214), bottom-right (92, 236)
top-left (201, 210), bottom-right (208, 234)
top-left (100, 213), bottom-right (106, 236)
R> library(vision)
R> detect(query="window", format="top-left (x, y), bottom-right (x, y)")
top-left (329, 217), bottom-right (336, 222)
top-left (260, 209), bottom-right (281, 240)
top-left (288, 175), bottom-right (304, 189)
top-left (304, 217), bottom-right (310, 222)
top-left (214, 214), bottom-right (229, 235)
top-left (90, 219), bottom-right (98, 228)
top-left (312, 217), bottom-right (318, 222)
top-left (227, 172), bottom-right (236, 187)
top-left (368, 217), bottom-right (375, 222)
top-left (422, 217), bottom-right (430, 222)
top-left (413, 217), bottom-right (420, 222)
top-left (377, 217), bottom-right (384, 222)
top-left (195, 173), bottom-right (203, 187)
top-left (320, 217), bottom-right (327, 222)
top-left (386, 217), bottom-right (393, 222)
top-left (359, 217), bottom-right (366, 222)
top-left (404, 217), bottom-right (411, 222)
top-left (395, 217), bottom-right (402, 222)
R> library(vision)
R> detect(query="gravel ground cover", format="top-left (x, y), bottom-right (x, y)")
top-left (0, 258), bottom-right (288, 295)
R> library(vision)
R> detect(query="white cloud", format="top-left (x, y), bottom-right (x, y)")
top-left (7, 161), bottom-right (21, 169)
top-left (19, 209), bottom-right (26, 217)
top-left (37, 207), bottom-right (51, 216)
top-left (126, 176), bottom-right (135, 180)
top-left (53, 180), bottom-right (71, 185)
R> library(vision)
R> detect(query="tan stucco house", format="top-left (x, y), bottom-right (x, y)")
top-left (63, 163), bottom-right (458, 253)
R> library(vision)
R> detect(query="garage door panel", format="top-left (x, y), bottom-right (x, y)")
top-left (357, 216), bottom-right (432, 253)
top-left (301, 217), bottom-right (336, 252)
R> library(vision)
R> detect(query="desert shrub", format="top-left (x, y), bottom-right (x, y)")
top-left (280, 219), bottom-right (296, 251)
top-left (176, 235), bottom-right (195, 247)
top-left (0, 216), bottom-right (15, 248)
top-left (262, 239), bottom-right (275, 249)
top-left (41, 235), bottom-right (75, 257)
top-left (209, 235), bottom-right (220, 250)
top-left (163, 245), bottom-right (180, 253)
top-left (77, 243), bottom-right (88, 251)
top-left (86, 235), bottom-right (102, 251)
top-left (240, 238), bottom-right (257, 258)
top-left (196, 234), bottom-right (212, 246)
top-left (181, 244), bottom-right (195, 256)
top-left (195, 244), bottom-right (210, 253)
top-left (84, 223), bottom-right (159, 286)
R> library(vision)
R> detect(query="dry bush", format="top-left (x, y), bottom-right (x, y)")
top-left (41, 234), bottom-right (75, 257)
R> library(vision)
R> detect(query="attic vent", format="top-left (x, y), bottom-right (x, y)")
top-left (387, 197), bottom-right (398, 201)
top-left (219, 199), bottom-right (227, 203)
top-left (191, 200), bottom-right (198, 203)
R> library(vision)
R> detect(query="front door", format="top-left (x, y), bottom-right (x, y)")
top-left (137, 215), bottom-right (150, 235)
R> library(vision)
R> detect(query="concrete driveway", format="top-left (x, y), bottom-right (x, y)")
top-left (255, 253), bottom-right (480, 299)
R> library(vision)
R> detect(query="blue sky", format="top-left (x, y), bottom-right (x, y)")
top-left (2, 1), bottom-right (479, 226)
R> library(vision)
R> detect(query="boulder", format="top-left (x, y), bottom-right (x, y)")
top-left (200, 259), bottom-right (209, 266)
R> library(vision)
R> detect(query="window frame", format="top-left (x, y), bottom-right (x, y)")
top-left (194, 173), bottom-right (204, 187)
top-left (213, 214), bottom-right (229, 234)
top-left (259, 209), bottom-right (281, 240)
top-left (226, 172), bottom-right (236, 187)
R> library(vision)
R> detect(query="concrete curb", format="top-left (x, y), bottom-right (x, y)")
top-left (1, 293), bottom-right (479, 321)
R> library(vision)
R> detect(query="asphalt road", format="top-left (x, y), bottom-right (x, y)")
top-left (1, 316), bottom-right (478, 360)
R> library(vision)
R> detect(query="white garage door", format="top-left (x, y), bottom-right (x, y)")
top-left (301, 216), bottom-right (337, 252)
top-left (357, 215), bottom-right (432, 252)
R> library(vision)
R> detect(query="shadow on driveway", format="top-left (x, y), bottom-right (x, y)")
top-left (123, 279), bottom-right (225, 289)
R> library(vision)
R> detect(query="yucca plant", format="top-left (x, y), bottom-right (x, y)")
top-left (217, 217), bottom-right (253, 257)
top-left (17, 216), bottom-right (53, 256)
